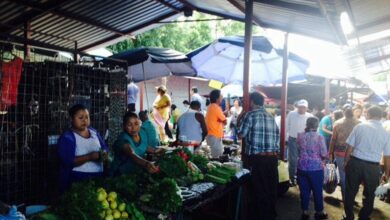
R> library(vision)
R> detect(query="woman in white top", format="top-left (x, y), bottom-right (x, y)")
top-left (58, 104), bottom-right (109, 192)
top-left (229, 99), bottom-right (242, 144)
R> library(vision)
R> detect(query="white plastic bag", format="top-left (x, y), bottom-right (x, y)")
top-left (323, 162), bottom-right (339, 194)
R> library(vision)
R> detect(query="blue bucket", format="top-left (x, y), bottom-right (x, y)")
top-left (25, 206), bottom-right (48, 217)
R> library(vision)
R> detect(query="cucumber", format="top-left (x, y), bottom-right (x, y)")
top-left (220, 166), bottom-right (237, 175)
top-left (205, 174), bottom-right (228, 185)
top-left (210, 168), bottom-right (233, 179)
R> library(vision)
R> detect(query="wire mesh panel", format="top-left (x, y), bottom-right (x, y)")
top-left (0, 47), bottom-right (127, 205)
top-left (108, 69), bottom-right (127, 147)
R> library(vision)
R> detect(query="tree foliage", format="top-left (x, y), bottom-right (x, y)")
top-left (107, 12), bottom-right (263, 54)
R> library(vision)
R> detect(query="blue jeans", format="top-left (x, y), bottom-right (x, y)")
top-left (288, 137), bottom-right (298, 181)
top-left (297, 169), bottom-right (325, 212)
top-left (335, 155), bottom-right (346, 200)
top-left (324, 136), bottom-right (331, 151)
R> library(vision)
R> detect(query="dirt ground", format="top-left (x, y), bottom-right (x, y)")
top-left (276, 185), bottom-right (390, 220)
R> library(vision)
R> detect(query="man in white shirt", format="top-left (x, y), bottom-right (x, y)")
top-left (127, 80), bottom-right (139, 112)
top-left (286, 99), bottom-right (313, 185)
top-left (191, 87), bottom-right (205, 111)
top-left (343, 106), bottom-right (390, 220)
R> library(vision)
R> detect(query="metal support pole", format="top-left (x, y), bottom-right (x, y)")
top-left (243, 0), bottom-right (253, 112)
top-left (188, 78), bottom-right (191, 101)
top-left (280, 32), bottom-right (289, 160)
top-left (23, 22), bottom-right (31, 60)
top-left (140, 83), bottom-right (144, 111)
top-left (325, 78), bottom-right (330, 114)
top-left (74, 41), bottom-right (78, 63)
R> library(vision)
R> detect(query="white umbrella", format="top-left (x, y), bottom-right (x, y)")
top-left (221, 84), bottom-right (243, 97)
top-left (190, 38), bottom-right (309, 86)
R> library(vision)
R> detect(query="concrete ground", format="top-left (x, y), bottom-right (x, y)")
top-left (276, 185), bottom-right (390, 220)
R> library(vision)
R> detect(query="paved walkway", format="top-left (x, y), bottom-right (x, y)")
top-left (276, 185), bottom-right (390, 220)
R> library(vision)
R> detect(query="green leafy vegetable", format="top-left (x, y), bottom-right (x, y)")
top-left (144, 178), bottom-right (182, 214)
top-left (191, 154), bottom-right (209, 172)
top-left (99, 175), bottom-right (138, 200)
top-left (158, 154), bottom-right (188, 179)
top-left (53, 181), bottom-right (103, 220)
top-left (126, 203), bottom-right (145, 220)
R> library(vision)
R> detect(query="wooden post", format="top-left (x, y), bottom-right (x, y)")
top-left (242, 3), bottom-right (254, 219)
top-left (24, 22), bottom-right (31, 60)
top-left (74, 41), bottom-right (79, 63)
top-left (243, 0), bottom-right (253, 112)
top-left (280, 32), bottom-right (289, 160)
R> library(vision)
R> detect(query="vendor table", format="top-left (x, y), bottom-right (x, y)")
top-left (176, 169), bottom-right (250, 220)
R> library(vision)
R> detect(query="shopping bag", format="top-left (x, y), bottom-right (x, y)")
top-left (375, 179), bottom-right (390, 198)
top-left (278, 160), bottom-right (290, 183)
top-left (323, 162), bottom-right (339, 194)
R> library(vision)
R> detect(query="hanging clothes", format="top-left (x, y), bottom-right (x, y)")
top-left (1, 57), bottom-right (23, 110)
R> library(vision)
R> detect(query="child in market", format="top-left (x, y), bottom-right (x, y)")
top-left (57, 104), bottom-right (109, 192)
top-left (297, 117), bottom-right (328, 220)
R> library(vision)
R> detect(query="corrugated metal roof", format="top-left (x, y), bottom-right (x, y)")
top-left (184, 0), bottom-right (346, 44)
top-left (0, 0), bottom-right (378, 55)
top-left (347, 0), bottom-right (390, 36)
top-left (0, 0), bottom-right (185, 53)
top-left (337, 0), bottom-right (390, 81)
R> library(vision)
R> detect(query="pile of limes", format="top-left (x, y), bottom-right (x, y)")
top-left (97, 188), bottom-right (129, 220)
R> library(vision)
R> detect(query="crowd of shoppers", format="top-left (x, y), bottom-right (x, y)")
top-left (58, 82), bottom-right (390, 220)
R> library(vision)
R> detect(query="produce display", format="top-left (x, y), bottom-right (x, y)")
top-left (96, 188), bottom-right (132, 220)
top-left (38, 147), bottom-right (241, 219)
top-left (140, 178), bottom-right (183, 214)
top-left (53, 181), bottom-right (104, 220)
top-left (205, 163), bottom-right (237, 185)
top-left (191, 154), bottom-right (209, 172)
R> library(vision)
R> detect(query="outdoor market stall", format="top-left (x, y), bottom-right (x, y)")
top-left (24, 147), bottom-right (249, 220)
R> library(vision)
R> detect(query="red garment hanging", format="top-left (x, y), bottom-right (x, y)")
top-left (0, 57), bottom-right (23, 110)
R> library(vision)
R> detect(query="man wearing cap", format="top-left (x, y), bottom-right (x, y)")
top-left (343, 106), bottom-right (390, 220)
top-left (286, 99), bottom-right (313, 185)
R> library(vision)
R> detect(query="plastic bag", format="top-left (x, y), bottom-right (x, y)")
top-left (278, 160), bottom-right (289, 183)
top-left (323, 162), bottom-right (339, 194)
top-left (375, 181), bottom-right (390, 197)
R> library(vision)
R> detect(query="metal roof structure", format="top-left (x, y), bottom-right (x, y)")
top-left (1, 0), bottom-right (390, 79)
top-left (0, 0), bottom-right (349, 55)
top-left (338, 0), bottom-right (390, 79)
top-left (0, 0), bottom-right (185, 53)
top-left (184, 0), bottom-right (347, 44)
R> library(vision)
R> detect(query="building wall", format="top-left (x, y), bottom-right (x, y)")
top-left (135, 76), bottom-right (212, 113)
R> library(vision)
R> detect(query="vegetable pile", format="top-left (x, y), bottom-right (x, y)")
top-left (140, 177), bottom-right (183, 214)
top-left (53, 181), bottom-right (104, 220)
top-left (96, 188), bottom-right (130, 220)
top-left (45, 147), bottom-right (240, 219)
top-left (158, 154), bottom-right (188, 179)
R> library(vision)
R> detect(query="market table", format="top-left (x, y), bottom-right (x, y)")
top-left (176, 169), bottom-right (250, 220)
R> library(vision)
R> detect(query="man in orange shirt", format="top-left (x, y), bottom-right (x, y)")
top-left (205, 89), bottom-right (227, 158)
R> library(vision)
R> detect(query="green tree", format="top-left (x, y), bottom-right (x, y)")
top-left (107, 12), bottom-right (262, 54)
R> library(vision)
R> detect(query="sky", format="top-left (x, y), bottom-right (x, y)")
top-left (262, 28), bottom-right (352, 80)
